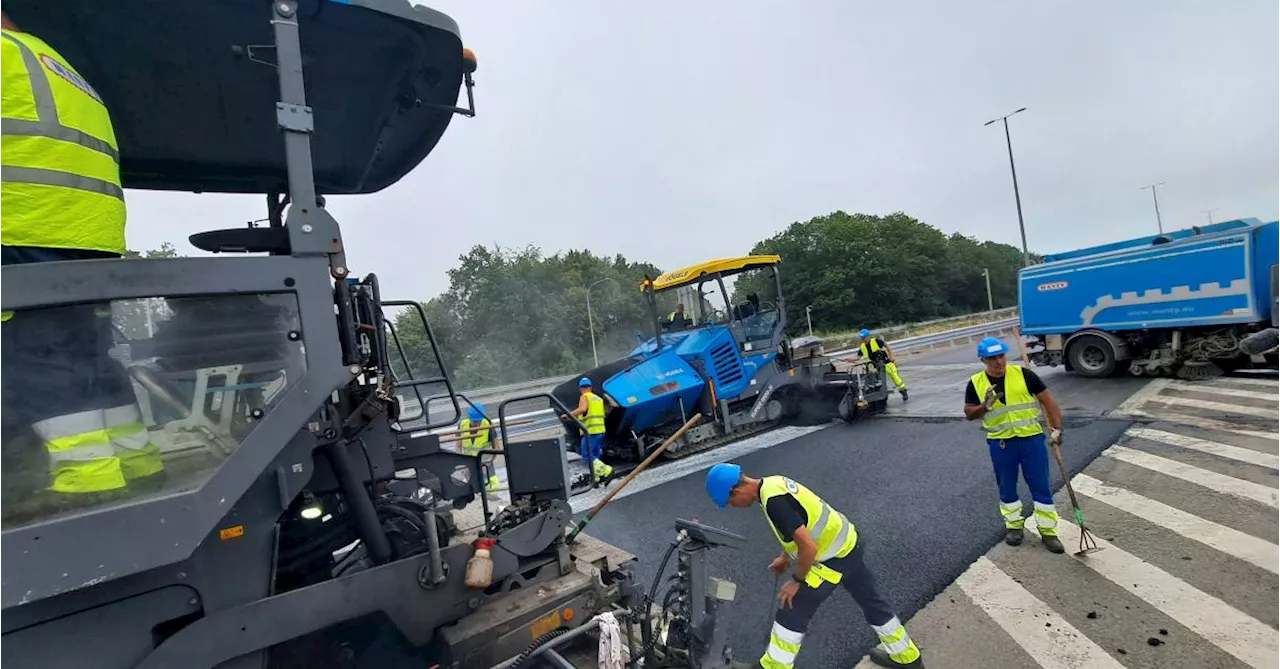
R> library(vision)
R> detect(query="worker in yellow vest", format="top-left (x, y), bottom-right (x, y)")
top-left (459, 404), bottom-right (500, 493)
top-left (570, 378), bottom-right (614, 482)
top-left (1, 12), bottom-right (165, 502)
top-left (857, 329), bottom-right (908, 401)
top-left (963, 337), bottom-right (1065, 553)
top-left (705, 464), bottom-right (924, 668)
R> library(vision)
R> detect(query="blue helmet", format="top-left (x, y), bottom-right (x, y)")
top-left (859, 329), bottom-right (871, 338)
top-left (467, 403), bottom-right (487, 421)
top-left (705, 463), bottom-right (742, 509)
top-left (578, 377), bottom-right (593, 388)
top-left (978, 336), bottom-right (1009, 359)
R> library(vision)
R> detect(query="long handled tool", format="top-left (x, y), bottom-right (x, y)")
top-left (1046, 435), bottom-right (1102, 556)
top-left (566, 413), bottom-right (703, 544)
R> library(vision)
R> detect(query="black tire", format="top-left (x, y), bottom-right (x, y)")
top-left (1067, 334), bottom-right (1117, 378)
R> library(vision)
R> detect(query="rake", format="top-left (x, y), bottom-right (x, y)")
top-left (1047, 435), bottom-right (1103, 556)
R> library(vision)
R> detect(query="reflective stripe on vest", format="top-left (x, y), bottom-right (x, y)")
top-left (972, 364), bottom-right (1044, 439)
top-left (460, 418), bottom-right (490, 454)
top-left (583, 392), bottom-right (606, 435)
top-left (2, 30), bottom-right (126, 255)
top-left (759, 476), bottom-right (858, 587)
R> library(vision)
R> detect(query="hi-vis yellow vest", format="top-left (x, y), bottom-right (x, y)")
top-left (583, 392), bottom-right (606, 435)
top-left (860, 338), bottom-right (888, 362)
top-left (971, 364), bottom-right (1043, 439)
top-left (459, 418), bottom-right (490, 454)
top-left (759, 476), bottom-right (857, 587)
top-left (2, 29), bottom-right (126, 255)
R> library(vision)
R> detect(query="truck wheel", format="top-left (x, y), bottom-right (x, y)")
top-left (1068, 335), bottom-right (1116, 378)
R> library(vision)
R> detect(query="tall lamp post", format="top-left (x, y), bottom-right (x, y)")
top-left (984, 107), bottom-right (1031, 267)
top-left (585, 277), bottom-right (616, 367)
top-left (1139, 182), bottom-right (1166, 234)
top-left (805, 305), bottom-right (814, 336)
top-left (982, 267), bottom-right (994, 312)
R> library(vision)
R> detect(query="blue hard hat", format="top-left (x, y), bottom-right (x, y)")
top-left (859, 329), bottom-right (871, 338)
top-left (978, 336), bottom-right (1009, 358)
top-left (578, 377), bottom-right (593, 388)
top-left (705, 463), bottom-right (742, 509)
top-left (467, 403), bottom-right (486, 421)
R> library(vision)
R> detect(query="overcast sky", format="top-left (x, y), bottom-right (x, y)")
top-left (123, 0), bottom-right (1279, 300)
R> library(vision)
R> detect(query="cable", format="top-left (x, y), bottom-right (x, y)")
top-left (510, 628), bottom-right (569, 669)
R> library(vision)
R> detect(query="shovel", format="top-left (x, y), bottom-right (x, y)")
top-left (1047, 433), bottom-right (1103, 556)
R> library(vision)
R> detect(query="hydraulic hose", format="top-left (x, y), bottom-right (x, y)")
top-left (511, 628), bottom-right (569, 669)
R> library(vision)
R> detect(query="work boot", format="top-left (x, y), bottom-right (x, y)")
top-left (1041, 534), bottom-right (1065, 554)
top-left (1004, 528), bottom-right (1024, 546)
top-left (899, 389), bottom-right (909, 402)
top-left (869, 646), bottom-right (925, 668)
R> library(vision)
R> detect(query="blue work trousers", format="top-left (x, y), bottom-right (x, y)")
top-left (988, 433), bottom-right (1053, 506)
top-left (579, 433), bottom-right (604, 462)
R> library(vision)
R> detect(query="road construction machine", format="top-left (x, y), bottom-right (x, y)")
top-left (0, 2), bottom-right (747, 667)
top-left (552, 256), bottom-right (891, 462)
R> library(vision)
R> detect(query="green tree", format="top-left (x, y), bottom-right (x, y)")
top-left (746, 211), bottom-right (1026, 335)
top-left (389, 246), bottom-right (661, 389)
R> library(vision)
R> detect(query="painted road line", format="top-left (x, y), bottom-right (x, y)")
top-left (1202, 376), bottom-right (1280, 390)
top-left (1167, 381), bottom-right (1278, 402)
top-left (1072, 473), bottom-right (1279, 575)
top-left (1150, 394), bottom-right (1278, 419)
top-left (1114, 378), bottom-right (1169, 415)
top-left (1127, 427), bottom-right (1280, 468)
top-left (1024, 520), bottom-right (1280, 669)
top-left (953, 556), bottom-right (1126, 669)
top-left (1128, 408), bottom-right (1280, 438)
top-left (567, 424), bottom-right (832, 513)
top-left (1105, 445), bottom-right (1279, 509)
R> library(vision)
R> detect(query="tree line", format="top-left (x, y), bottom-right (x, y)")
top-left (128, 211), bottom-right (1029, 389)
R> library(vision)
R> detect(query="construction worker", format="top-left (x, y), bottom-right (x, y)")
top-left (663, 302), bottom-right (689, 330)
top-left (705, 464), bottom-right (924, 669)
top-left (963, 337), bottom-right (1065, 553)
top-left (459, 404), bottom-right (500, 492)
top-left (1, 12), bottom-right (165, 503)
top-left (570, 377), bottom-right (614, 482)
top-left (857, 329), bottom-right (908, 401)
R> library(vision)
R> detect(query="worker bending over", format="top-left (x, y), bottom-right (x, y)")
top-left (1, 11), bottom-right (165, 504)
top-left (459, 404), bottom-right (500, 492)
top-left (570, 378), bottom-right (614, 482)
top-left (705, 464), bottom-right (924, 669)
top-left (963, 337), bottom-right (1065, 553)
top-left (857, 329), bottom-right (908, 401)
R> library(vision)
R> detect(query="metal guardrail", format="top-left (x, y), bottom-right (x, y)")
top-left (408, 317), bottom-right (1021, 441)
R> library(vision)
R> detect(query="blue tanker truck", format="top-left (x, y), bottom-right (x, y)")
top-left (1019, 217), bottom-right (1279, 378)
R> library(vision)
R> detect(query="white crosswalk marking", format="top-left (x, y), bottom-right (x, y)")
top-left (1167, 381), bottom-right (1278, 402)
top-left (955, 556), bottom-right (1127, 669)
top-left (881, 375), bottom-right (1280, 669)
top-left (1023, 520), bottom-right (1280, 669)
top-left (1126, 426), bottom-right (1280, 468)
top-left (1149, 394), bottom-right (1278, 418)
top-left (1072, 473), bottom-right (1280, 574)
top-left (1104, 444), bottom-right (1279, 508)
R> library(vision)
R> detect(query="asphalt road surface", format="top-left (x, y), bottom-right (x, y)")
top-left (561, 349), bottom-right (1278, 668)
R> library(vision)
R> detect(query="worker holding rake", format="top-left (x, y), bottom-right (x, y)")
top-left (964, 337), bottom-right (1066, 554)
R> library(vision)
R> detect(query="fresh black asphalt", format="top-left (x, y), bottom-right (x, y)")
top-left (578, 415), bottom-right (1134, 667)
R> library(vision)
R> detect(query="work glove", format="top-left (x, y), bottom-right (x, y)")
top-left (1049, 428), bottom-right (1063, 448)
top-left (982, 386), bottom-right (1000, 410)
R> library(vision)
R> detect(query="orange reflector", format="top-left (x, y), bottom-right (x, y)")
top-left (219, 525), bottom-right (245, 540)
top-left (563, 608), bottom-right (575, 622)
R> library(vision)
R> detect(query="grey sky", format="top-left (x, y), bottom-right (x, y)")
top-left (124, 0), bottom-right (1279, 300)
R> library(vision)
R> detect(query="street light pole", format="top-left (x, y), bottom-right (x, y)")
top-left (585, 277), bottom-right (616, 367)
top-left (805, 305), bottom-right (813, 336)
top-left (985, 107), bottom-right (1030, 267)
top-left (1140, 182), bottom-right (1166, 234)
top-left (982, 268), bottom-right (994, 312)
top-left (1204, 208), bottom-right (1217, 226)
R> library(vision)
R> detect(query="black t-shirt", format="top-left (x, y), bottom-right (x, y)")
top-left (964, 367), bottom-right (1047, 406)
top-left (762, 485), bottom-right (809, 542)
